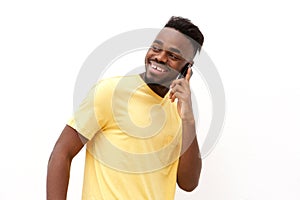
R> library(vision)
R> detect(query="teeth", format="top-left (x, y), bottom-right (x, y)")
top-left (151, 64), bottom-right (167, 72)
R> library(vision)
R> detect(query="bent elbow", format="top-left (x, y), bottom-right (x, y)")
top-left (178, 181), bottom-right (199, 192)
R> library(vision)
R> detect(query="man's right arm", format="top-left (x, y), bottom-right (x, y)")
top-left (47, 125), bottom-right (87, 200)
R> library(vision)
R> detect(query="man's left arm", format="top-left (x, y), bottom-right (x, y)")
top-left (169, 68), bottom-right (202, 192)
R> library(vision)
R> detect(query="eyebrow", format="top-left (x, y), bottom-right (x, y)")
top-left (153, 40), bottom-right (182, 55)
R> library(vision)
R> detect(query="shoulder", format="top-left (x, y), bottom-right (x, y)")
top-left (92, 75), bottom-right (140, 97)
top-left (95, 75), bottom-right (141, 89)
top-left (97, 75), bottom-right (139, 84)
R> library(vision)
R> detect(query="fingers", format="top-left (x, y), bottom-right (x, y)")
top-left (169, 79), bottom-right (191, 103)
top-left (170, 78), bottom-right (184, 89)
top-left (169, 89), bottom-right (185, 103)
top-left (169, 67), bottom-right (193, 103)
top-left (185, 67), bottom-right (192, 82)
top-left (170, 78), bottom-right (189, 91)
top-left (170, 67), bottom-right (192, 88)
top-left (169, 85), bottom-right (179, 102)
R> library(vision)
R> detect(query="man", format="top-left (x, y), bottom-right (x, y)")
top-left (47, 16), bottom-right (204, 200)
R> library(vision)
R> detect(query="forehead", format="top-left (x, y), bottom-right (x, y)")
top-left (153, 27), bottom-right (194, 60)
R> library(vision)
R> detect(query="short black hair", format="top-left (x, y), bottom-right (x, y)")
top-left (164, 16), bottom-right (204, 54)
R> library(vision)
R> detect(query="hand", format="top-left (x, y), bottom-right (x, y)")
top-left (169, 68), bottom-right (194, 121)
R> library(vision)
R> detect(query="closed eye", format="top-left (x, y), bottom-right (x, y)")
top-left (150, 45), bottom-right (162, 53)
top-left (150, 44), bottom-right (184, 62)
top-left (167, 52), bottom-right (181, 61)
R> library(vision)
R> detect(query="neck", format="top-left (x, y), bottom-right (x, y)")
top-left (139, 73), bottom-right (169, 98)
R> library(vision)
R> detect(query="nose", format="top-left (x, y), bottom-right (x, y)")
top-left (155, 50), bottom-right (168, 64)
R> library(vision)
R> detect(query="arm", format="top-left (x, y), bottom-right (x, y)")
top-left (169, 68), bottom-right (202, 192)
top-left (47, 125), bottom-right (87, 200)
top-left (177, 120), bottom-right (201, 191)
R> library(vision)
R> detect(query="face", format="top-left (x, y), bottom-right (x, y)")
top-left (144, 27), bottom-right (195, 87)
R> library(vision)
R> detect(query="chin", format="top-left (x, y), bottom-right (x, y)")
top-left (145, 73), bottom-right (171, 88)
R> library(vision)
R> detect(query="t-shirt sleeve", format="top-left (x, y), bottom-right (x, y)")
top-left (67, 80), bottom-right (111, 140)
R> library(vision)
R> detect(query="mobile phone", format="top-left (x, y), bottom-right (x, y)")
top-left (176, 63), bottom-right (192, 79)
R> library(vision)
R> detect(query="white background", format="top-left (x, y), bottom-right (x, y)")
top-left (1, 0), bottom-right (300, 199)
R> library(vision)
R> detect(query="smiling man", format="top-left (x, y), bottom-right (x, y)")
top-left (47, 16), bottom-right (204, 200)
top-left (142, 25), bottom-right (198, 96)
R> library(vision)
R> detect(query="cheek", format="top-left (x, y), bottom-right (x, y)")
top-left (168, 63), bottom-right (184, 73)
top-left (145, 50), bottom-right (152, 62)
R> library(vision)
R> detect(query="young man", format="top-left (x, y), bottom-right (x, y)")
top-left (47, 16), bottom-right (204, 200)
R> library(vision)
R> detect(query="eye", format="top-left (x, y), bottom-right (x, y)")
top-left (168, 52), bottom-right (181, 61)
top-left (150, 45), bottom-right (162, 53)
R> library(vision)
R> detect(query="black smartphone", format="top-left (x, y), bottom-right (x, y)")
top-left (176, 63), bottom-right (192, 79)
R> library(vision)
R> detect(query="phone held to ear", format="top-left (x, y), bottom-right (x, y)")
top-left (176, 63), bottom-right (192, 79)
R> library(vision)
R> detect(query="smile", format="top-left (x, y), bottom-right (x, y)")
top-left (150, 63), bottom-right (168, 72)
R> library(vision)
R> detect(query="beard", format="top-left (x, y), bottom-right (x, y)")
top-left (144, 62), bottom-right (179, 89)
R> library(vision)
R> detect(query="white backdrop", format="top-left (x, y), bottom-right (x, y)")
top-left (0, 0), bottom-right (299, 199)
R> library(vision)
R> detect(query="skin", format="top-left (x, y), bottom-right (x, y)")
top-left (47, 27), bottom-right (201, 200)
top-left (47, 125), bottom-right (87, 200)
top-left (142, 27), bottom-right (195, 97)
top-left (141, 27), bottom-right (201, 191)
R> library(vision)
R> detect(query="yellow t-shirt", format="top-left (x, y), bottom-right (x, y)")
top-left (68, 75), bottom-right (182, 200)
